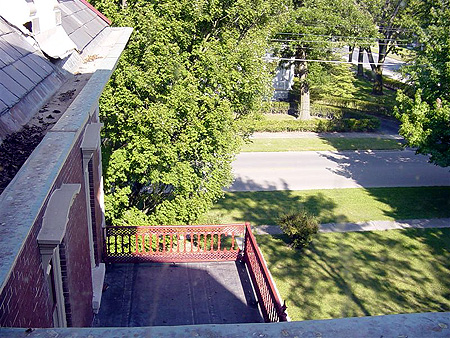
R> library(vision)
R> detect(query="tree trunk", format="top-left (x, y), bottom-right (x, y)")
top-left (348, 45), bottom-right (354, 63)
top-left (364, 47), bottom-right (377, 72)
top-left (357, 47), bottom-right (364, 77)
top-left (373, 65), bottom-right (384, 95)
top-left (371, 40), bottom-right (388, 95)
top-left (295, 47), bottom-right (310, 120)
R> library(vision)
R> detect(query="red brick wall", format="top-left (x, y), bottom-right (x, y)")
top-left (53, 131), bottom-right (94, 327)
top-left (0, 121), bottom-right (100, 327)
top-left (0, 205), bottom-right (53, 328)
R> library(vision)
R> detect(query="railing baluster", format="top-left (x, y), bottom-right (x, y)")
top-left (104, 222), bottom-right (285, 321)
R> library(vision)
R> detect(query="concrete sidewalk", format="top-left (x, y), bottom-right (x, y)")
top-left (253, 218), bottom-right (450, 235)
top-left (251, 131), bottom-right (404, 140)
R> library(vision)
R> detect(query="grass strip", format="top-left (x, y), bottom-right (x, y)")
top-left (257, 228), bottom-right (450, 321)
top-left (241, 138), bottom-right (403, 152)
top-left (204, 187), bottom-right (450, 225)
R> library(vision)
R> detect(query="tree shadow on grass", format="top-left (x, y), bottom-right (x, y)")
top-left (208, 177), bottom-right (348, 225)
top-left (317, 144), bottom-right (450, 220)
top-left (257, 229), bottom-right (450, 321)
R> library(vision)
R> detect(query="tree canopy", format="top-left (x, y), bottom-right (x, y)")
top-left (395, 0), bottom-right (450, 167)
top-left (91, 0), bottom-right (287, 225)
top-left (276, 0), bottom-right (376, 119)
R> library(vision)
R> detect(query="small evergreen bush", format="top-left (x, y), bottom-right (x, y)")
top-left (278, 211), bottom-right (319, 249)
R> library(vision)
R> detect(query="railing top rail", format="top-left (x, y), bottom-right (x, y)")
top-left (104, 223), bottom-right (246, 230)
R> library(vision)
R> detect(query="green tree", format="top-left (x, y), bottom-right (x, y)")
top-left (91, 0), bottom-right (287, 225)
top-left (358, 0), bottom-right (415, 95)
top-left (279, 0), bottom-right (375, 119)
top-left (395, 0), bottom-right (450, 167)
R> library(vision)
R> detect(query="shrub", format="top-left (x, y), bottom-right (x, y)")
top-left (278, 211), bottom-right (319, 249)
top-left (253, 113), bottom-right (380, 132)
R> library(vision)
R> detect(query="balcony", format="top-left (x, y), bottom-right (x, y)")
top-left (94, 224), bottom-right (287, 327)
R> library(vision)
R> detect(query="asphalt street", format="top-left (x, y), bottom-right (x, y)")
top-left (230, 150), bottom-right (450, 191)
top-left (345, 47), bottom-right (407, 81)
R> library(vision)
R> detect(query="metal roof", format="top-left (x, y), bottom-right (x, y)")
top-left (0, 0), bottom-right (113, 140)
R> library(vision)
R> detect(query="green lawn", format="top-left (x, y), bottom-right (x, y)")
top-left (204, 187), bottom-right (450, 225)
top-left (241, 137), bottom-right (403, 152)
top-left (257, 228), bottom-right (450, 320)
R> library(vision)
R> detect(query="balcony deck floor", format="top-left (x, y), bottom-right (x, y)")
top-left (94, 261), bottom-right (263, 327)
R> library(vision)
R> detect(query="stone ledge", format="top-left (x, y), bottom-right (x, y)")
top-left (1, 312), bottom-right (449, 337)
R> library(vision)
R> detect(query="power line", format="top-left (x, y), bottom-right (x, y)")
top-left (278, 24), bottom-right (415, 32)
top-left (264, 56), bottom-right (403, 66)
top-left (275, 32), bottom-right (410, 42)
top-left (269, 39), bottom-right (409, 47)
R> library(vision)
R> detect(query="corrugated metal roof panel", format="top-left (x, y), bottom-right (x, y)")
top-left (69, 27), bottom-right (93, 51)
top-left (76, 8), bottom-right (97, 24)
top-left (0, 83), bottom-right (20, 108)
top-left (0, 98), bottom-right (8, 116)
top-left (15, 60), bottom-right (42, 84)
top-left (22, 54), bottom-right (51, 78)
top-left (3, 64), bottom-right (35, 93)
top-left (0, 69), bottom-right (28, 99)
top-left (84, 17), bottom-right (106, 38)
top-left (60, 12), bottom-right (80, 35)
top-left (0, 19), bottom-right (12, 35)
top-left (0, 55), bottom-right (6, 68)
top-left (1, 32), bottom-right (35, 55)
top-left (0, 39), bottom-right (21, 64)
top-left (59, 0), bottom-right (85, 14)
top-left (28, 52), bottom-right (54, 74)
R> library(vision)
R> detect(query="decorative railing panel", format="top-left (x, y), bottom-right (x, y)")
top-left (103, 222), bottom-right (287, 322)
top-left (104, 224), bottom-right (245, 263)
top-left (243, 223), bottom-right (287, 322)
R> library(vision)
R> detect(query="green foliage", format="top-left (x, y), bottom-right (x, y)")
top-left (355, 0), bottom-right (421, 94)
top-left (92, 0), bottom-right (288, 225)
top-left (396, 91), bottom-right (450, 167)
top-left (277, 210), bottom-right (319, 249)
top-left (260, 101), bottom-right (291, 115)
top-left (253, 113), bottom-right (379, 132)
top-left (309, 63), bottom-right (358, 100)
top-left (396, 1), bottom-right (450, 167)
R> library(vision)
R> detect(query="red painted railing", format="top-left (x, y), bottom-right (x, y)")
top-left (103, 223), bottom-right (287, 322)
top-left (104, 224), bottom-right (245, 263)
top-left (243, 223), bottom-right (287, 322)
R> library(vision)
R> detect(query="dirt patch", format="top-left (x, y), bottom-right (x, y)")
top-left (0, 72), bottom-right (92, 196)
top-left (0, 125), bottom-right (46, 194)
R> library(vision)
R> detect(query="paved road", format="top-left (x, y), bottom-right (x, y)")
top-left (230, 150), bottom-right (450, 191)
top-left (344, 47), bottom-right (407, 81)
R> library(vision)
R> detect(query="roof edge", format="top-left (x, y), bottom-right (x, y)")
top-left (79, 0), bottom-right (112, 25)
